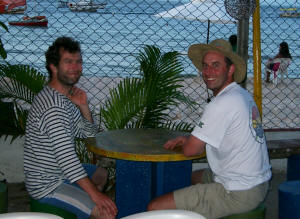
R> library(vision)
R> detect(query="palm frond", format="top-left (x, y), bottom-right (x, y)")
top-left (100, 45), bottom-right (198, 132)
top-left (137, 45), bottom-right (195, 126)
top-left (158, 121), bottom-right (195, 133)
top-left (0, 63), bottom-right (46, 104)
top-left (0, 21), bottom-right (8, 60)
top-left (100, 77), bottom-right (147, 130)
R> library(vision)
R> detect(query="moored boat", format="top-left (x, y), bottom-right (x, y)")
top-left (279, 8), bottom-right (300, 18)
top-left (58, 0), bottom-right (68, 8)
top-left (9, 15), bottom-right (48, 27)
top-left (0, 0), bottom-right (26, 14)
top-left (68, 0), bottom-right (106, 12)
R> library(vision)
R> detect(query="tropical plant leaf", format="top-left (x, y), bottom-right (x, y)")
top-left (0, 21), bottom-right (8, 32)
top-left (100, 45), bottom-right (198, 132)
top-left (0, 63), bottom-right (46, 104)
top-left (0, 40), bottom-right (7, 60)
top-left (158, 120), bottom-right (195, 133)
top-left (0, 21), bottom-right (8, 60)
top-left (100, 77), bottom-right (147, 130)
top-left (0, 63), bottom-right (46, 142)
top-left (75, 139), bottom-right (93, 164)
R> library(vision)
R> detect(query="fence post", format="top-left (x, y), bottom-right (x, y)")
top-left (252, 0), bottom-right (263, 117)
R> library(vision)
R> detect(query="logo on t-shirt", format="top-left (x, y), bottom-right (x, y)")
top-left (250, 103), bottom-right (264, 143)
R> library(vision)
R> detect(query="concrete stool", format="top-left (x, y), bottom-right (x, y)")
top-left (0, 181), bottom-right (8, 213)
top-left (220, 203), bottom-right (266, 219)
top-left (278, 180), bottom-right (300, 219)
top-left (30, 197), bottom-right (76, 219)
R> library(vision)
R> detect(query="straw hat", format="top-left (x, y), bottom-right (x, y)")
top-left (188, 39), bottom-right (246, 83)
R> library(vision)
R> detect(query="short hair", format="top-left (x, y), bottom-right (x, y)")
top-left (45, 36), bottom-right (81, 79)
top-left (229, 34), bottom-right (237, 46)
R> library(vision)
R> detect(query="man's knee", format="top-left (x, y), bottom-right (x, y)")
top-left (147, 193), bottom-right (176, 211)
top-left (147, 198), bottom-right (158, 211)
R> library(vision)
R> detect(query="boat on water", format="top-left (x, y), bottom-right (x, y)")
top-left (0, 0), bottom-right (26, 14)
top-left (68, 0), bottom-right (106, 12)
top-left (9, 15), bottom-right (48, 27)
top-left (279, 8), bottom-right (300, 18)
top-left (58, 0), bottom-right (68, 8)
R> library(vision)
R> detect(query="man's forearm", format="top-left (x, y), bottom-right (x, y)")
top-left (77, 177), bottom-right (99, 200)
top-left (79, 104), bottom-right (93, 123)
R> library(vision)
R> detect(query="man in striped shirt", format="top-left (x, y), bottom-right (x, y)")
top-left (24, 36), bottom-right (117, 219)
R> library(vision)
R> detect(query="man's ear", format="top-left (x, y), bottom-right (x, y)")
top-left (49, 64), bottom-right (57, 77)
top-left (228, 64), bottom-right (235, 78)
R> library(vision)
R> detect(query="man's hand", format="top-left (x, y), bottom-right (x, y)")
top-left (68, 86), bottom-right (88, 107)
top-left (164, 136), bottom-right (188, 150)
top-left (91, 190), bottom-right (118, 217)
top-left (68, 86), bottom-right (93, 122)
top-left (77, 177), bottom-right (118, 217)
top-left (165, 135), bottom-right (206, 157)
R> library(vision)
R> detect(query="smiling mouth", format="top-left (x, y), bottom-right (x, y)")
top-left (206, 78), bottom-right (216, 81)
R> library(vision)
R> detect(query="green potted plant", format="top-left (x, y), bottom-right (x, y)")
top-left (100, 45), bottom-right (197, 131)
top-left (0, 21), bottom-right (47, 142)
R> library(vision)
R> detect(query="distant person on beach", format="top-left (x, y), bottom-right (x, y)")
top-left (265, 41), bottom-right (292, 83)
top-left (147, 39), bottom-right (272, 218)
top-left (229, 34), bottom-right (237, 52)
top-left (24, 36), bottom-right (117, 219)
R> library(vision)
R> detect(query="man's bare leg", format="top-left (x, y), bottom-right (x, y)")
top-left (90, 206), bottom-right (115, 219)
top-left (147, 192), bottom-right (176, 211)
top-left (191, 169), bottom-right (205, 185)
top-left (91, 167), bottom-right (108, 192)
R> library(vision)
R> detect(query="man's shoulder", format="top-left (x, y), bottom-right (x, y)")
top-left (32, 86), bottom-right (67, 111)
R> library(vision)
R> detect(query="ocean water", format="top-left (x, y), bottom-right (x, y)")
top-left (1, 0), bottom-right (299, 78)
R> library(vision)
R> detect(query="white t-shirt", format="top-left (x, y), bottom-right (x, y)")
top-left (191, 82), bottom-right (272, 191)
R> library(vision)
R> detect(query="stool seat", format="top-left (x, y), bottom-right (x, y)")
top-left (0, 212), bottom-right (63, 219)
top-left (30, 197), bottom-right (76, 219)
top-left (278, 180), bottom-right (300, 219)
top-left (220, 203), bottom-right (265, 219)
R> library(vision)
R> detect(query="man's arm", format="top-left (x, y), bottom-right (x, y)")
top-left (164, 135), bottom-right (205, 156)
top-left (77, 177), bottom-right (118, 216)
top-left (68, 86), bottom-right (93, 122)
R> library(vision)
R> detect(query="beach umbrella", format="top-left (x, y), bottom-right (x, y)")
top-left (154, 0), bottom-right (237, 43)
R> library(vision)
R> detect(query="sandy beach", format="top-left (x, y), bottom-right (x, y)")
top-left (78, 75), bottom-right (300, 129)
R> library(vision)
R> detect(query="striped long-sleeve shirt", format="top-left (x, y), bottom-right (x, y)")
top-left (24, 85), bottom-right (97, 199)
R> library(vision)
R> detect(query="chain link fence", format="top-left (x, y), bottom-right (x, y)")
top-left (1, 0), bottom-right (299, 129)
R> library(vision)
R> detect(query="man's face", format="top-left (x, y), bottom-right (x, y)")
top-left (55, 50), bottom-right (82, 87)
top-left (201, 51), bottom-right (234, 96)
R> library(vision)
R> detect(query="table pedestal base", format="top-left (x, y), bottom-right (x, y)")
top-left (115, 160), bottom-right (192, 218)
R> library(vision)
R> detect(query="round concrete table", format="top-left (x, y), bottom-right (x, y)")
top-left (85, 128), bottom-right (205, 218)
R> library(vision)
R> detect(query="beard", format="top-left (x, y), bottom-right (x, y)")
top-left (57, 71), bottom-right (81, 86)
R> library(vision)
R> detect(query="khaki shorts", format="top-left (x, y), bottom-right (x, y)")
top-left (174, 169), bottom-right (269, 219)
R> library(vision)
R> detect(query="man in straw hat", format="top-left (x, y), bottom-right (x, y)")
top-left (147, 39), bottom-right (271, 218)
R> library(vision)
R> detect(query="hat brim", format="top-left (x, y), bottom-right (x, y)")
top-left (188, 44), bottom-right (246, 83)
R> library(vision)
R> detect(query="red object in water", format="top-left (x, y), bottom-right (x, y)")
top-left (0, 0), bottom-right (26, 14)
top-left (9, 15), bottom-right (48, 27)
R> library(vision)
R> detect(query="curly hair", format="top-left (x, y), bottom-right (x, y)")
top-left (45, 36), bottom-right (81, 79)
top-left (279, 41), bottom-right (292, 59)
